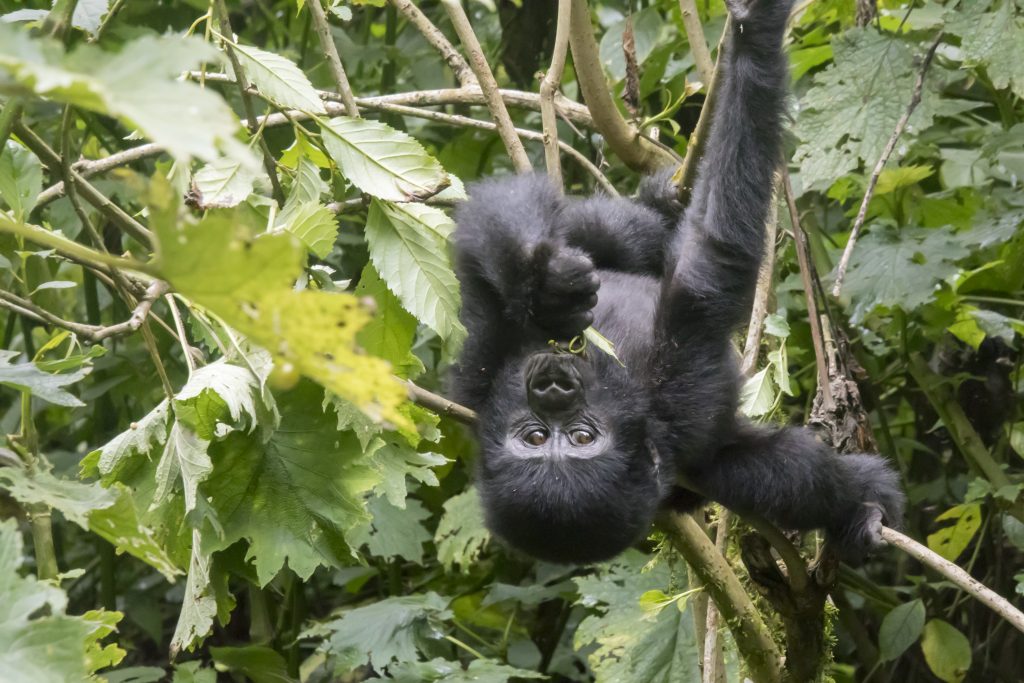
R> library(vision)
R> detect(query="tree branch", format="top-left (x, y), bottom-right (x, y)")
top-left (880, 526), bottom-right (1024, 636)
top-left (441, 0), bottom-right (531, 173)
top-left (306, 0), bottom-right (360, 116)
top-left (405, 381), bottom-right (477, 424)
top-left (389, 0), bottom-right (476, 87)
top-left (540, 0), bottom-right (573, 187)
top-left (678, 0), bottom-right (714, 86)
top-left (831, 35), bottom-right (941, 297)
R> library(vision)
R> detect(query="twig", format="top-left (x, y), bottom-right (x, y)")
top-left (364, 101), bottom-right (616, 195)
top-left (0, 215), bottom-right (154, 275)
top-left (674, 18), bottom-right (730, 203)
top-left (540, 0), bottom-right (573, 187)
top-left (405, 381), bottom-right (477, 424)
top-left (0, 281), bottom-right (167, 343)
top-left (678, 0), bottom-right (714, 86)
top-left (664, 512), bottom-right (784, 683)
top-left (212, 0), bottom-right (286, 204)
top-left (568, 0), bottom-right (675, 172)
top-left (739, 178), bottom-right (780, 376)
top-left (880, 526), bottom-right (1024, 636)
top-left (783, 168), bottom-right (832, 408)
top-left (441, 0), bottom-right (531, 173)
top-left (388, 0), bottom-right (477, 87)
top-left (36, 142), bottom-right (162, 207)
top-left (306, 0), bottom-right (360, 116)
top-left (831, 35), bottom-right (942, 297)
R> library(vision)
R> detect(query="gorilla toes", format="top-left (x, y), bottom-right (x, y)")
top-left (531, 246), bottom-right (600, 338)
top-left (830, 453), bottom-right (906, 565)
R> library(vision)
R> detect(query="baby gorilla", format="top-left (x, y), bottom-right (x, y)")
top-left (450, 0), bottom-right (904, 564)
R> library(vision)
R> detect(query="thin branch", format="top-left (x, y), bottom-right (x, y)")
top-left (568, 0), bottom-right (675, 172)
top-left (365, 101), bottom-right (617, 195)
top-left (36, 142), bottom-right (162, 207)
top-left (14, 122), bottom-right (153, 246)
top-left (306, 0), bottom-right (360, 116)
top-left (782, 168), bottom-right (832, 408)
top-left (540, 0), bottom-right (573, 187)
top-left (664, 512), bottom-right (784, 683)
top-left (0, 281), bottom-right (167, 343)
top-left (441, 0), bottom-right (531, 173)
top-left (831, 35), bottom-right (941, 297)
top-left (678, 0), bottom-right (714, 86)
top-left (388, 0), bottom-right (476, 87)
top-left (212, 0), bottom-right (286, 204)
top-left (739, 178), bottom-right (780, 376)
top-left (880, 526), bottom-right (1024, 636)
top-left (405, 381), bottom-right (477, 424)
top-left (0, 215), bottom-right (154, 275)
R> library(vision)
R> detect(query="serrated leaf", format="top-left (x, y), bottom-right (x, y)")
top-left (170, 533), bottom-right (231, 657)
top-left (191, 158), bottom-right (261, 209)
top-left (350, 495), bottom-right (432, 564)
top-left (0, 350), bottom-right (88, 407)
top-left (153, 423), bottom-right (211, 513)
top-left (434, 488), bottom-right (490, 571)
top-left (354, 264), bottom-right (425, 378)
top-left (320, 592), bottom-right (452, 671)
top-left (739, 366), bottom-right (776, 417)
top-left (946, 0), bottom-right (1024, 99)
top-left (365, 199), bottom-right (465, 347)
top-left (229, 42), bottom-right (326, 114)
top-left (389, 658), bottom-right (546, 683)
top-left (0, 140), bottom-right (42, 220)
top-left (320, 117), bottom-right (449, 201)
top-left (366, 438), bottom-right (446, 508)
top-left (82, 400), bottom-right (171, 482)
top-left (878, 599), bottom-right (925, 662)
top-left (276, 201), bottom-right (338, 258)
top-left (927, 503), bottom-right (982, 562)
top-left (921, 619), bottom-right (971, 683)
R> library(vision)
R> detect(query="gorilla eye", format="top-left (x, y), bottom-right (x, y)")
top-left (524, 429), bottom-right (549, 446)
top-left (570, 429), bottom-right (595, 446)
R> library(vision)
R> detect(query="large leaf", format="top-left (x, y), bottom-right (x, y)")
top-left (878, 599), bottom-right (926, 662)
top-left (191, 158), bottom-right (262, 209)
top-left (926, 503), bottom-right (983, 562)
top-left (349, 495), bottom-right (432, 564)
top-left (0, 519), bottom-right (125, 683)
top-left (229, 42), bottom-right (326, 114)
top-left (365, 199), bottom-right (465, 348)
top-left (0, 26), bottom-right (254, 167)
top-left (320, 117), bottom-right (449, 201)
top-left (920, 619), bottom-right (971, 683)
top-left (0, 140), bottom-right (42, 220)
top-left (0, 350), bottom-right (88, 407)
top-left (198, 382), bottom-right (380, 585)
top-left (946, 0), bottom-right (1024, 99)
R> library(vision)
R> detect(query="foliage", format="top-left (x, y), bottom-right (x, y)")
top-left (0, 0), bottom-right (1021, 681)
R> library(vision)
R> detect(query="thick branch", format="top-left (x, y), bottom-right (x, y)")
top-left (540, 0), bottom-right (573, 187)
top-left (389, 0), bottom-right (476, 87)
top-left (441, 0), bottom-right (531, 173)
top-left (880, 526), bottom-right (1024, 636)
top-left (306, 0), bottom-right (360, 116)
top-left (568, 0), bottom-right (676, 172)
top-left (831, 35), bottom-right (941, 297)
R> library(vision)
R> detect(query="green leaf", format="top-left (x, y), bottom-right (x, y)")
top-left (228, 42), bottom-right (326, 114)
top-left (434, 488), bottom-right (490, 571)
top-left (0, 140), bottom-right (42, 220)
top-left (276, 201), bottom-right (338, 258)
top-left (878, 599), bottom-right (925, 662)
top-left (354, 264), bottom-right (425, 378)
top-left (389, 658), bottom-right (546, 683)
top-left (874, 165), bottom-right (933, 195)
top-left (320, 117), bottom-right (449, 201)
top-left (927, 503), bottom-right (983, 562)
top-left (169, 540), bottom-right (220, 657)
top-left (839, 226), bottom-right (970, 323)
top-left (320, 592), bottom-right (452, 671)
top-left (209, 645), bottom-right (294, 683)
top-left (191, 158), bottom-right (262, 209)
top-left (349, 495), bottom-right (432, 564)
top-left (0, 519), bottom-right (125, 683)
top-left (0, 27), bottom-right (256, 167)
top-left (365, 199), bottom-right (465, 347)
top-left (152, 423), bottom-right (211, 513)
top-left (198, 382), bottom-right (380, 585)
top-left (574, 551), bottom-right (701, 682)
top-left (71, 0), bottom-right (111, 34)
top-left (739, 366), bottom-right (776, 418)
top-left (151, 192), bottom-right (408, 429)
top-left (172, 661), bottom-right (217, 683)
top-left (82, 399), bottom-right (171, 482)
top-left (366, 438), bottom-right (447, 508)
top-left (0, 350), bottom-right (88, 407)
top-left (946, 0), bottom-right (1024, 99)
top-left (921, 619), bottom-right (971, 683)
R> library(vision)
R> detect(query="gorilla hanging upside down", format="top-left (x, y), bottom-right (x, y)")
top-left (449, 0), bottom-right (904, 564)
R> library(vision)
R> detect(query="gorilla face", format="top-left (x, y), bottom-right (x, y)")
top-left (474, 350), bottom-right (662, 564)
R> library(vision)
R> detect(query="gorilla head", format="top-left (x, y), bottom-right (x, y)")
top-left (473, 348), bottom-right (663, 563)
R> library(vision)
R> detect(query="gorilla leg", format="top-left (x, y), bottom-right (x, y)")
top-left (689, 423), bottom-right (905, 563)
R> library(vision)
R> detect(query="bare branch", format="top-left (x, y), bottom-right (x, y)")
top-left (569, 0), bottom-right (676, 172)
top-left (880, 525), bottom-right (1024, 636)
top-left (405, 381), bottom-right (477, 424)
top-left (389, 0), bottom-right (476, 87)
top-left (306, 0), bottom-right (360, 116)
top-left (540, 0), bottom-right (573, 187)
top-left (831, 35), bottom-right (941, 297)
top-left (441, 0), bottom-right (531, 173)
top-left (739, 178), bottom-right (781, 376)
top-left (678, 0), bottom-right (714, 85)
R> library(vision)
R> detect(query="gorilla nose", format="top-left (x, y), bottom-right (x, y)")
top-left (530, 376), bottom-right (578, 401)
top-left (526, 354), bottom-right (584, 414)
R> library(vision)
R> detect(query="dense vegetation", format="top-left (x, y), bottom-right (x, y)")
top-left (0, 0), bottom-right (1022, 681)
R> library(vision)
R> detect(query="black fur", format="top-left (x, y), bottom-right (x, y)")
top-left (450, 0), bottom-right (904, 565)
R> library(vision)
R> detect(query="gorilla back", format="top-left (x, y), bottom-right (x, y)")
top-left (450, 0), bottom-right (904, 565)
